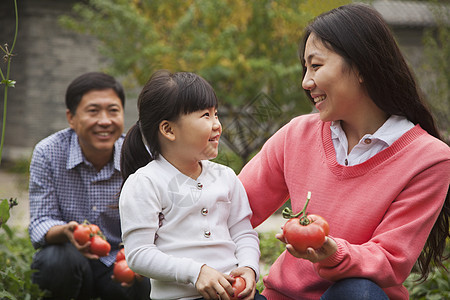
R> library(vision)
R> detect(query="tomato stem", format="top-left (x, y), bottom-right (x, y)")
top-left (282, 191), bottom-right (312, 226)
top-left (298, 191), bottom-right (312, 225)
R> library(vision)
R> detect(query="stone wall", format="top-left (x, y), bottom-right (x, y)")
top-left (0, 0), bottom-right (138, 161)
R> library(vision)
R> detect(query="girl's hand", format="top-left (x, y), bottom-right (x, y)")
top-left (276, 230), bottom-right (337, 263)
top-left (229, 267), bottom-right (257, 300)
top-left (195, 265), bottom-right (234, 300)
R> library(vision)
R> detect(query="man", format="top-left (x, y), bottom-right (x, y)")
top-left (28, 72), bottom-right (151, 299)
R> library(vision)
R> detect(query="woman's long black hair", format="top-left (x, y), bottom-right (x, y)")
top-left (120, 70), bottom-right (218, 182)
top-left (299, 3), bottom-right (449, 280)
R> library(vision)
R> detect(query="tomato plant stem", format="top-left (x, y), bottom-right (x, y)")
top-left (298, 191), bottom-right (312, 225)
top-left (282, 191), bottom-right (313, 226)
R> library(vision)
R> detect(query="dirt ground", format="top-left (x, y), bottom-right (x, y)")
top-left (0, 168), bottom-right (285, 233)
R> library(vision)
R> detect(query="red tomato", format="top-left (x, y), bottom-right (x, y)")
top-left (113, 260), bottom-right (135, 284)
top-left (283, 214), bottom-right (329, 252)
top-left (308, 214), bottom-right (330, 236)
top-left (116, 248), bottom-right (126, 262)
top-left (88, 224), bottom-right (100, 235)
top-left (73, 224), bottom-right (91, 245)
top-left (229, 276), bottom-right (246, 300)
top-left (89, 235), bottom-right (111, 257)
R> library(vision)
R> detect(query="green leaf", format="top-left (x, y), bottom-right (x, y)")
top-left (0, 199), bottom-right (11, 227)
top-left (0, 290), bottom-right (17, 300)
top-left (0, 79), bottom-right (16, 87)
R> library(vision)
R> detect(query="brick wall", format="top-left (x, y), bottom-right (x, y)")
top-left (0, 0), bottom-right (138, 161)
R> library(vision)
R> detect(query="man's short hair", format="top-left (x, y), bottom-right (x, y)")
top-left (65, 72), bottom-right (125, 114)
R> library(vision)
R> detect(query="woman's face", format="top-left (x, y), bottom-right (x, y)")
top-left (302, 33), bottom-right (367, 123)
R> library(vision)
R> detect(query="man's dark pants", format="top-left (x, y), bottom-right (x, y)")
top-left (31, 243), bottom-right (151, 300)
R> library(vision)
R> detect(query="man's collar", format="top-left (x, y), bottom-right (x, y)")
top-left (66, 129), bottom-right (122, 172)
top-left (67, 130), bottom-right (84, 170)
top-left (113, 136), bottom-right (123, 172)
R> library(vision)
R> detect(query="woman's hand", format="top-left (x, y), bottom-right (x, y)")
top-left (276, 229), bottom-right (337, 263)
top-left (229, 266), bottom-right (257, 300)
top-left (195, 265), bottom-right (234, 300)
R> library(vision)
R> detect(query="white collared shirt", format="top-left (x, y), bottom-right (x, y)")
top-left (331, 115), bottom-right (415, 166)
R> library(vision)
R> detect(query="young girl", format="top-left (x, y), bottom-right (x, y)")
top-left (119, 70), bottom-right (263, 300)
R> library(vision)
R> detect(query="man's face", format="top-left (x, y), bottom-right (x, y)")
top-left (66, 89), bottom-right (124, 162)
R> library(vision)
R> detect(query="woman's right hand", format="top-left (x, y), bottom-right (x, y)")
top-left (276, 229), bottom-right (337, 263)
top-left (195, 265), bottom-right (235, 300)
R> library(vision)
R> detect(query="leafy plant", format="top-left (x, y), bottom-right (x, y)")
top-left (0, 228), bottom-right (45, 300)
top-left (257, 231), bottom-right (285, 291)
top-left (404, 238), bottom-right (450, 300)
top-left (0, 0), bottom-right (19, 228)
top-left (0, 1), bottom-right (44, 298)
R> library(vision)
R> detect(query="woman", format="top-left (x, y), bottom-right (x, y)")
top-left (239, 3), bottom-right (450, 300)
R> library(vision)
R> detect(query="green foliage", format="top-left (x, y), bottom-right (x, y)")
top-left (405, 267), bottom-right (450, 300)
top-left (59, 0), bottom-right (350, 166)
top-left (5, 158), bottom-right (31, 176)
top-left (0, 228), bottom-right (45, 300)
top-left (0, 198), bottom-right (17, 228)
top-left (404, 238), bottom-right (450, 300)
top-left (257, 230), bottom-right (285, 291)
top-left (259, 231), bottom-right (286, 266)
top-left (421, 5), bottom-right (450, 140)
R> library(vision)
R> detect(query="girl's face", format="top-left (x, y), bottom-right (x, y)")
top-left (302, 33), bottom-right (366, 123)
top-left (172, 107), bottom-right (222, 162)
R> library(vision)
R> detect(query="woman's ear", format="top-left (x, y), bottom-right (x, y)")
top-left (159, 120), bottom-right (176, 141)
top-left (358, 73), bottom-right (364, 84)
top-left (355, 68), bottom-right (364, 84)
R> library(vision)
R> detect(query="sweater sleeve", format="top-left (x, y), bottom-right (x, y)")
top-left (119, 173), bottom-right (204, 285)
top-left (239, 122), bottom-right (291, 227)
top-left (315, 159), bottom-right (450, 287)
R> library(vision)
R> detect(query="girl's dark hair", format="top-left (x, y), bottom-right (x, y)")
top-left (299, 3), bottom-right (449, 280)
top-left (65, 72), bottom-right (125, 114)
top-left (120, 70), bottom-right (218, 181)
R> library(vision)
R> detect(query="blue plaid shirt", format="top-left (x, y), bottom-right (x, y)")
top-left (29, 128), bottom-right (124, 266)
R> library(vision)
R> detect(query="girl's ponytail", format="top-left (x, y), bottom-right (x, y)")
top-left (120, 123), bottom-right (152, 181)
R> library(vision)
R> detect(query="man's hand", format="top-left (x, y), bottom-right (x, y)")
top-left (45, 221), bottom-right (99, 259)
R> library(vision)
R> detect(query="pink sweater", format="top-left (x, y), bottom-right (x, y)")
top-left (239, 114), bottom-right (450, 300)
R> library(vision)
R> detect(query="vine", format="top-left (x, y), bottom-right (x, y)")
top-left (0, 0), bottom-right (19, 228)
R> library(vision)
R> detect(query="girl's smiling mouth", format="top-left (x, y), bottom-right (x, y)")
top-left (208, 135), bottom-right (220, 142)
